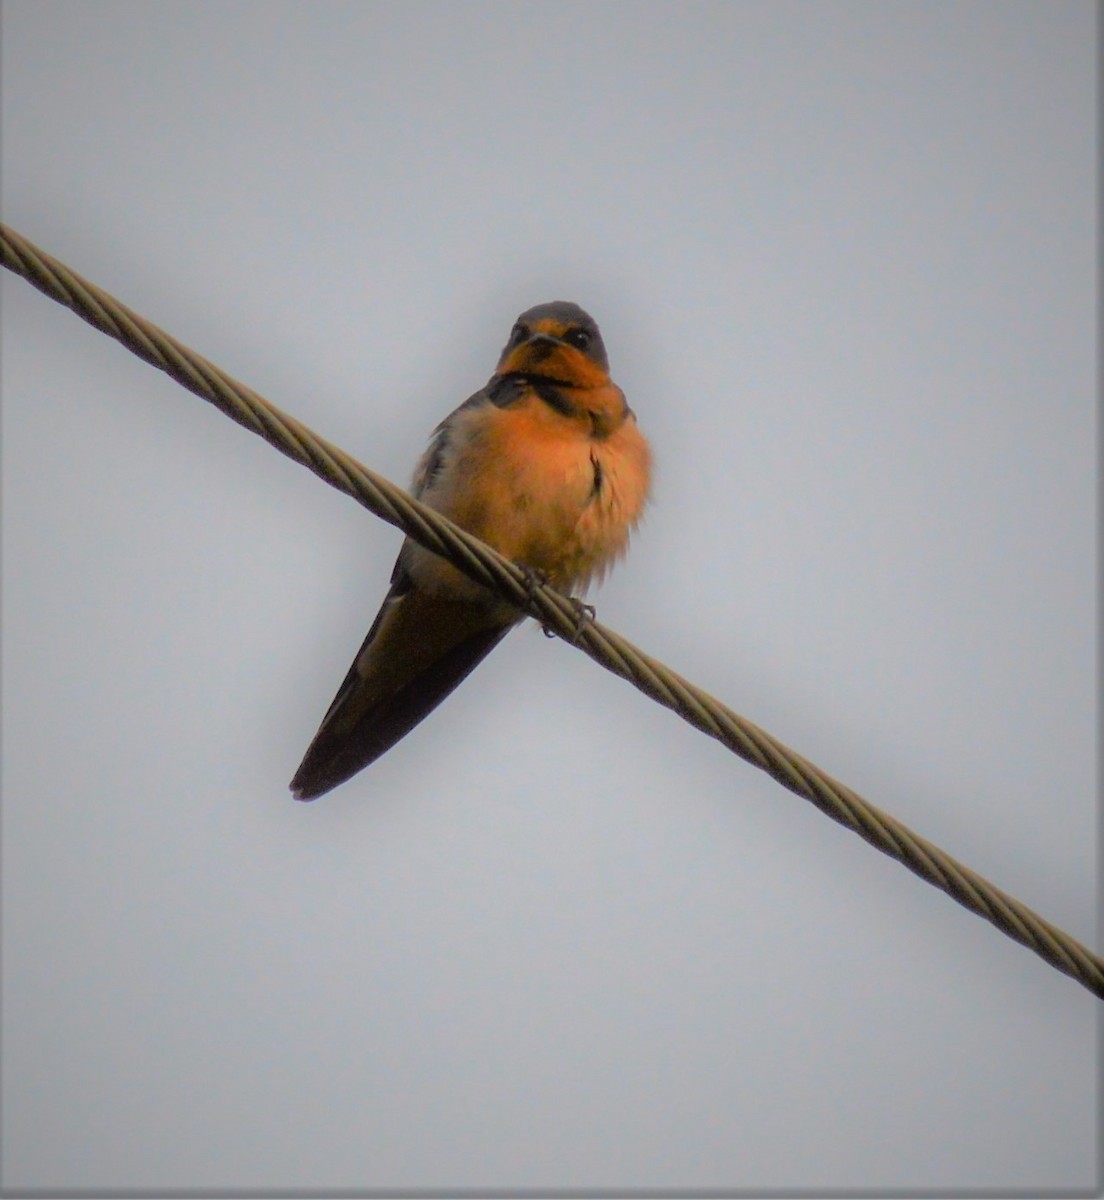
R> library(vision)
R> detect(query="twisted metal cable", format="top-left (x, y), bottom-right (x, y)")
top-left (3, 222), bottom-right (1100, 1000)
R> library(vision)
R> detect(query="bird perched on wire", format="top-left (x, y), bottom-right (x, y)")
top-left (290, 301), bottom-right (652, 800)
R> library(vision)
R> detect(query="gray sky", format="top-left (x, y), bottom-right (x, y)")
top-left (1, 1), bottom-right (1097, 1194)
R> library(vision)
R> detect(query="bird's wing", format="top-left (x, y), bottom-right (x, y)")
top-left (290, 564), bottom-right (513, 800)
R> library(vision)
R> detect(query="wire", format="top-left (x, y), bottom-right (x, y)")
top-left (3, 221), bottom-right (1099, 1000)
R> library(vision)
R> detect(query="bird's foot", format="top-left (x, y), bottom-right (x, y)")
top-left (564, 598), bottom-right (596, 643)
top-left (541, 595), bottom-right (595, 641)
top-left (518, 566), bottom-right (594, 642)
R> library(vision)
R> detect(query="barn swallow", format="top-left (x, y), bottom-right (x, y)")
top-left (290, 301), bottom-right (652, 800)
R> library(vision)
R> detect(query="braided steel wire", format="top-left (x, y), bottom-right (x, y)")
top-left (3, 222), bottom-right (1100, 1000)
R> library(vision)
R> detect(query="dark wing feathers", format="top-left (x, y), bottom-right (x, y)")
top-left (289, 559), bottom-right (513, 800)
top-left (291, 383), bottom-right (523, 801)
top-left (289, 620), bottom-right (510, 800)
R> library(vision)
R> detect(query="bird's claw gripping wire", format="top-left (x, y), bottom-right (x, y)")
top-left (517, 565), bottom-right (595, 642)
top-left (539, 591), bottom-right (595, 643)
top-left (518, 564), bottom-right (549, 603)
top-left (563, 598), bottom-right (596, 643)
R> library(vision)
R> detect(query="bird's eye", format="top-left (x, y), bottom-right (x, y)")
top-left (565, 327), bottom-right (591, 351)
top-left (511, 322), bottom-right (529, 343)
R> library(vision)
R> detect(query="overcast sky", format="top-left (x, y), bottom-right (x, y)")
top-left (1, 2), bottom-right (1098, 1195)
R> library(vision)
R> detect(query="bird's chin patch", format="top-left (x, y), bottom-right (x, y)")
top-left (499, 342), bottom-right (607, 389)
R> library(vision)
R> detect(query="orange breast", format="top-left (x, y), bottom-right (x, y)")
top-left (414, 386), bottom-right (652, 597)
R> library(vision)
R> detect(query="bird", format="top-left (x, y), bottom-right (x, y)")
top-left (290, 301), bottom-right (652, 800)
